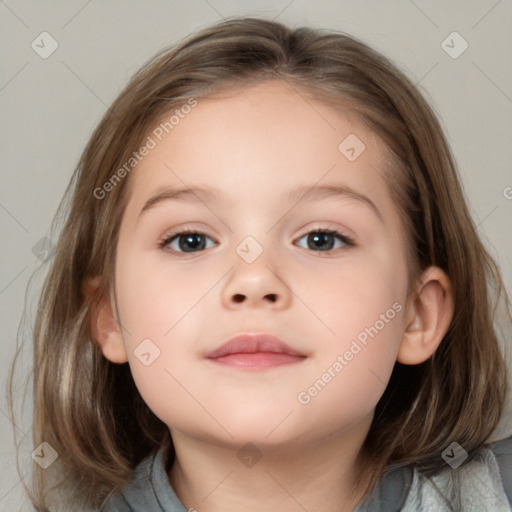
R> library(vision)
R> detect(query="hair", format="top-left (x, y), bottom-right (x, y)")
top-left (8, 16), bottom-right (511, 511)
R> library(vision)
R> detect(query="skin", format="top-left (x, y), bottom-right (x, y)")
top-left (89, 80), bottom-right (454, 511)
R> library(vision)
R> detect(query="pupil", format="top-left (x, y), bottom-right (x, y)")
top-left (309, 232), bottom-right (334, 251)
top-left (180, 234), bottom-right (205, 252)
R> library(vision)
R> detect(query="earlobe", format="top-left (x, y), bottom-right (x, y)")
top-left (82, 277), bottom-right (128, 364)
top-left (397, 266), bottom-right (454, 365)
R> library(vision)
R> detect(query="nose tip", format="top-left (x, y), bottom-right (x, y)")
top-left (221, 261), bottom-right (291, 310)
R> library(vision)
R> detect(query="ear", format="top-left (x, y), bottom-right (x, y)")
top-left (82, 276), bottom-right (128, 364)
top-left (397, 266), bottom-right (454, 365)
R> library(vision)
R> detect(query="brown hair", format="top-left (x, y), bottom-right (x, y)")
top-left (8, 16), bottom-right (511, 510)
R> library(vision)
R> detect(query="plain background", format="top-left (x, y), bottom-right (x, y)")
top-left (1, 0), bottom-right (511, 509)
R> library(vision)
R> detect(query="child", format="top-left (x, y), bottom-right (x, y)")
top-left (12, 16), bottom-right (512, 511)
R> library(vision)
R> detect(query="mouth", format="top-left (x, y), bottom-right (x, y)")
top-left (205, 333), bottom-right (307, 369)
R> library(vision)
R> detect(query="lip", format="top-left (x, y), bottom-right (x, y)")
top-left (206, 333), bottom-right (307, 369)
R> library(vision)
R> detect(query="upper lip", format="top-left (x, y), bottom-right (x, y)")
top-left (206, 333), bottom-right (306, 359)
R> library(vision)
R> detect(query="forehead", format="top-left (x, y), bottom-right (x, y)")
top-left (125, 80), bottom-right (393, 215)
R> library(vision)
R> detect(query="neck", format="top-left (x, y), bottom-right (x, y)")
top-left (168, 416), bottom-right (373, 512)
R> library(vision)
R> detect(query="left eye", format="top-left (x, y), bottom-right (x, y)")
top-left (295, 229), bottom-right (353, 252)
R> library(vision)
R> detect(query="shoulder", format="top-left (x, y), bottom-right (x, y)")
top-left (99, 454), bottom-right (156, 512)
top-left (99, 443), bottom-right (187, 512)
top-left (492, 435), bottom-right (512, 504)
top-left (356, 435), bottom-right (512, 512)
top-left (403, 436), bottom-right (512, 511)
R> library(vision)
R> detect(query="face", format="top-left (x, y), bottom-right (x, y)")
top-left (113, 80), bottom-right (411, 450)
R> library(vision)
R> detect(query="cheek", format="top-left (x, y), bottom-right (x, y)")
top-left (297, 250), bottom-right (407, 403)
top-left (127, 353), bottom-right (201, 426)
top-left (296, 303), bottom-right (405, 434)
top-left (115, 253), bottom-right (214, 426)
top-left (116, 251), bottom-right (208, 343)
top-left (298, 245), bottom-right (407, 339)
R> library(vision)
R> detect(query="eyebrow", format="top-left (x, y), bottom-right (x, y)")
top-left (138, 183), bottom-right (382, 222)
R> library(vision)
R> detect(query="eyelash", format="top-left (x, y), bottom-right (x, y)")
top-left (158, 227), bottom-right (355, 257)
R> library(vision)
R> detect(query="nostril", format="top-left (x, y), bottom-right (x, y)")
top-left (265, 293), bottom-right (277, 302)
top-left (233, 294), bottom-right (245, 303)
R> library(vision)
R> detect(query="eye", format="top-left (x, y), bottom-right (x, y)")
top-left (159, 229), bottom-right (217, 255)
top-left (295, 229), bottom-right (354, 253)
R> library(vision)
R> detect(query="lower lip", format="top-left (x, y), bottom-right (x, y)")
top-left (207, 352), bottom-right (305, 368)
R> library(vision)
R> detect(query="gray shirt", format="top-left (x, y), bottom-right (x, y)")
top-left (100, 436), bottom-right (512, 511)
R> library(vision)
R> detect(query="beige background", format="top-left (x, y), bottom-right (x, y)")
top-left (1, 0), bottom-right (511, 509)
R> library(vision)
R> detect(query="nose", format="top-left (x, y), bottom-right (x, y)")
top-left (221, 252), bottom-right (292, 310)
